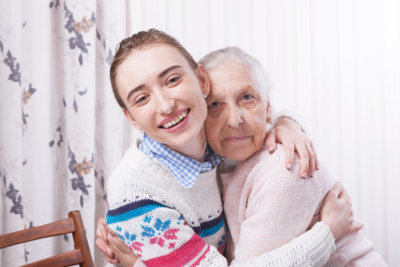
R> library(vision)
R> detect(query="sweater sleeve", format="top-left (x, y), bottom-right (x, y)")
top-left (231, 222), bottom-right (335, 267)
top-left (107, 200), bottom-right (334, 267)
top-left (231, 150), bottom-right (330, 263)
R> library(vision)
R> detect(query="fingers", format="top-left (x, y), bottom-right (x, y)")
top-left (329, 182), bottom-right (344, 198)
top-left (95, 238), bottom-right (116, 260)
top-left (107, 232), bottom-right (128, 258)
top-left (106, 257), bottom-right (119, 265)
top-left (265, 129), bottom-right (277, 153)
top-left (108, 232), bottom-right (138, 267)
top-left (107, 229), bottom-right (129, 251)
top-left (95, 219), bottom-right (120, 265)
top-left (106, 226), bottom-right (119, 238)
top-left (310, 142), bottom-right (319, 171)
top-left (283, 141), bottom-right (295, 172)
top-left (351, 222), bottom-right (363, 232)
top-left (294, 142), bottom-right (310, 179)
top-left (337, 184), bottom-right (351, 203)
top-left (306, 144), bottom-right (315, 177)
top-left (108, 232), bottom-right (119, 250)
top-left (96, 217), bottom-right (109, 242)
top-left (96, 222), bottom-right (102, 239)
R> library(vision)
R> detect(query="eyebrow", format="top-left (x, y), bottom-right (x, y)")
top-left (126, 65), bottom-right (183, 102)
top-left (209, 86), bottom-right (257, 101)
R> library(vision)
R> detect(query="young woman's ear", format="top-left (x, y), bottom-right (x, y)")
top-left (122, 108), bottom-right (142, 131)
top-left (196, 64), bottom-right (211, 97)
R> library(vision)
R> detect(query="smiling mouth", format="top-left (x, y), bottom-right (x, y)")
top-left (160, 109), bottom-right (189, 129)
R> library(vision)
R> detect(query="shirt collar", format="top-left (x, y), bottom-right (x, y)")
top-left (139, 134), bottom-right (222, 188)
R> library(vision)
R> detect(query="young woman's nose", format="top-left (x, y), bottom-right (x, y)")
top-left (156, 91), bottom-right (176, 115)
top-left (227, 104), bottom-right (243, 128)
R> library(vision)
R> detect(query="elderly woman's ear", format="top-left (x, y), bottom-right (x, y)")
top-left (266, 103), bottom-right (272, 124)
top-left (197, 64), bottom-right (211, 97)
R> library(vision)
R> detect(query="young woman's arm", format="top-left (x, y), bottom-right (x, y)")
top-left (266, 116), bottom-right (317, 179)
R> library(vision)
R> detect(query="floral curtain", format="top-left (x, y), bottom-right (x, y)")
top-left (0, 0), bottom-right (137, 265)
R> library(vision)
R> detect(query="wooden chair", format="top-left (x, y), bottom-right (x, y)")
top-left (0, 210), bottom-right (94, 267)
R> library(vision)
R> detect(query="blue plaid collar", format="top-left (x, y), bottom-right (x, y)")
top-left (139, 134), bottom-right (222, 188)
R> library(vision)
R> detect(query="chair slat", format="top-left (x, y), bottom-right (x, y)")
top-left (69, 211), bottom-right (94, 267)
top-left (0, 218), bottom-right (75, 249)
top-left (22, 249), bottom-right (83, 267)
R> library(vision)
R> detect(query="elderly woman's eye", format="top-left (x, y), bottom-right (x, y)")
top-left (208, 102), bottom-right (220, 109)
top-left (242, 94), bottom-right (254, 101)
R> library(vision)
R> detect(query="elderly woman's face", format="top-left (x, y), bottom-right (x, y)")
top-left (205, 61), bottom-right (268, 161)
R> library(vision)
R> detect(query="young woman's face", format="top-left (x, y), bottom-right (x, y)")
top-left (116, 44), bottom-right (209, 149)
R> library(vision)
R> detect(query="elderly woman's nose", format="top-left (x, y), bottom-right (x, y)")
top-left (227, 104), bottom-right (243, 128)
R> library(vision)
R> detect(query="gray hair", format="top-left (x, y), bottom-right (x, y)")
top-left (198, 46), bottom-right (272, 103)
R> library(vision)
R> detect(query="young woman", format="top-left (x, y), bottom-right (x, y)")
top-left (97, 29), bottom-right (357, 266)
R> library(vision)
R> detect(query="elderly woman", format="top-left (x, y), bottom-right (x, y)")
top-left (201, 47), bottom-right (386, 266)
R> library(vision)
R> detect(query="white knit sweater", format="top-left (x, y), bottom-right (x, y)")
top-left (106, 142), bottom-right (336, 266)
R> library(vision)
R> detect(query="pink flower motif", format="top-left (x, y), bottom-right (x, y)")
top-left (163, 228), bottom-right (179, 240)
top-left (129, 241), bottom-right (144, 253)
top-left (168, 242), bottom-right (176, 249)
top-left (150, 237), bottom-right (165, 247)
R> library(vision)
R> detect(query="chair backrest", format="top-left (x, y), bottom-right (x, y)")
top-left (0, 210), bottom-right (94, 267)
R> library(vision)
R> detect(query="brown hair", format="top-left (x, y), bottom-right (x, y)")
top-left (110, 29), bottom-right (198, 109)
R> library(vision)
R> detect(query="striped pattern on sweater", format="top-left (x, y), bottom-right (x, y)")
top-left (107, 199), bottom-right (226, 238)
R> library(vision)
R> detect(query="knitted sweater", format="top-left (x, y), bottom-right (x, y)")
top-left (106, 142), bottom-right (337, 266)
top-left (221, 144), bottom-right (387, 266)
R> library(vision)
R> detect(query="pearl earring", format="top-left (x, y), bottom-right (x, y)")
top-left (203, 94), bottom-right (207, 99)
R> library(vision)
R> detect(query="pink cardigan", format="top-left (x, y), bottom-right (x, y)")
top-left (220, 145), bottom-right (387, 266)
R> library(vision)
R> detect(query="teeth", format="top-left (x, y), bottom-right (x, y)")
top-left (162, 111), bottom-right (188, 129)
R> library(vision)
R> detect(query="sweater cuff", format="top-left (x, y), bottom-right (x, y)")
top-left (299, 221), bottom-right (336, 267)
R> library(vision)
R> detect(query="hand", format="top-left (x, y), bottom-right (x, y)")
top-left (265, 116), bottom-right (318, 178)
top-left (107, 227), bottom-right (138, 267)
top-left (95, 217), bottom-right (119, 265)
top-left (320, 182), bottom-right (363, 240)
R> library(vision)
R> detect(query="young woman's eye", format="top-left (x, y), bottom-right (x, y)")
top-left (242, 94), bottom-right (254, 101)
top-left (135, 95), bottom-right (149, 104)
top-left (167, 76), bottom-right (180, 85)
